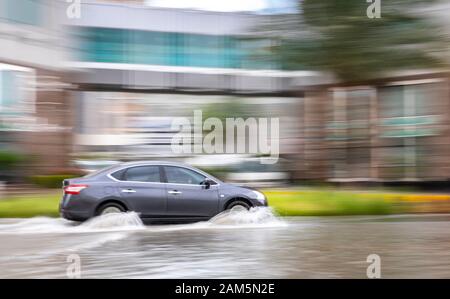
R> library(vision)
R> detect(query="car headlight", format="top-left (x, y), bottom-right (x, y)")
top-left (252, 190), bottom-right (266, 203)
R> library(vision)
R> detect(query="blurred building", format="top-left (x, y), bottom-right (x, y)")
top-left (1, 1), bottom-right (449, 185)
top-left (64, 2), bottom-right (305, 160)
top-left (297, 73), bottom-right (450, 183)
top-left (0, 0), bottom-right (72, 175)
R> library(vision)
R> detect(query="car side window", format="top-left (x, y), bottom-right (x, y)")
top-left (110, 168), bottom-right (126, 180)
top-left (123, 166), bottom-right (161, 183)
top-left (164, 166), bottom-right (205, 185)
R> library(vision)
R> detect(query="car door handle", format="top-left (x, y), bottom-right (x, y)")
top-left (121, 189), bottom-right (136, 193)
top-left (168, 190), bottom-right (182, 195)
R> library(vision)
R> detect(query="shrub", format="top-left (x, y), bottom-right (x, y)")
top-left (0, 150), bottom-right (24, 169)
top-left (29, 174), bottom-right (80, 189)
top-left (265, 189), bottom-right (394, 216)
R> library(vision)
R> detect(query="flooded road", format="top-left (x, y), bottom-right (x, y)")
top-left (0, 209), bottom-right (450, 278)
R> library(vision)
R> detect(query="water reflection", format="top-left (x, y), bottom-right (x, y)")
top-left (0, 214), bottom-right (450, 278)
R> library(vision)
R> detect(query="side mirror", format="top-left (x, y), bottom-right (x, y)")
top-left (201, 178), bottom-right (214, 189)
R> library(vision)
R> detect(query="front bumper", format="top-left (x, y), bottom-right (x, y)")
top-left (249, 197), bottom-right (268, 207)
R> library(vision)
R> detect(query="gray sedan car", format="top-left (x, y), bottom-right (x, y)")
top-left (60, 161), bottom-right (268, 223)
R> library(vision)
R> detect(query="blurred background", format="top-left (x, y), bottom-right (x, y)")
top-left (3, 1), bottom-right (450, 279)
top-left (0, 0), bottom-right (449, 195)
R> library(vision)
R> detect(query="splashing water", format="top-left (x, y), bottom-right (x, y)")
top-left (0, 207), bottom-right (285, 235)
top-left (139, 207), bottom-right (286, 233)
top-left (80, 212), bottom-right (144, 231)
top-left (205, 207), bottom-right (287, 228)
top-left (0, 212), bottom-right (144, 234)
top-left (0, 217), bottom-right (73, 234)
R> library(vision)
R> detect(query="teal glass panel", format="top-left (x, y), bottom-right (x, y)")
top-left (381, 128), bottom-right (436, 138)
top-left (74, 27), bottom-right (279, 69)
top-left (381, 116), bottom-right (437, 126)
top-left (4, 0), bottom-right (43, 26)
top-left (0, 71), bottom-right (17, 108)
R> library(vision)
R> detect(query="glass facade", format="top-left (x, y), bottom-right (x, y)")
top-left (324, 83), bottom-right (446, 180)
top-left (73, 27), bottom-right (276, 69)
top-left (0, 67), bottom-right (36, 132)
top-left (0, 70), bottom-right (24, 115)
top-left (1, 0), bottom-right (43, 26)
top-left (379, 84), bottom-right (439, 138)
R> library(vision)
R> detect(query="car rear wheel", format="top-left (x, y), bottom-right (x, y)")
top-left (227, 200), bottom-right (251, 211)
top-left (97, 203), bottom-right (125, 215)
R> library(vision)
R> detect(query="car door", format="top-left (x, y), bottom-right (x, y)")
top-left (163, 166), bottom-right (219, 218)
top-left (116, 165), bottom-right (167, 218)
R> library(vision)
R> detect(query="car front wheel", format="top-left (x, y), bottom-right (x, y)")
top-left (227, 200), bottom-right (251, 211)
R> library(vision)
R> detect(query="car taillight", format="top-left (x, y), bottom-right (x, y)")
top-left (64, 184), bottom-right (88, 195)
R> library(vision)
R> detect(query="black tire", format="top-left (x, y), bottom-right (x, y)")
top-left (227, 200), bottom-right (251, 210)
top-left (96, 202), bottom-right (126, 216)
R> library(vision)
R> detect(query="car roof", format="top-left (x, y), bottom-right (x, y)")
top-left (86, 160), bottom-right (222, 183)
top-left (117, 160), bottom-right (190, 166)
top-left (107, 161), bottom-right (198, 172)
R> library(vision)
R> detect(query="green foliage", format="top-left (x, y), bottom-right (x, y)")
top-left (265, 189), bottom-right (394, 216)
top-left (201, 100), bottom-right (251, 124)
top-left (0, 193), bottom-right (60, 218)
top-left (200, 101), bottom-right (255, 148)
top-left (264, 0), bottom-right (447, 83)
top-left (29, 174), bottom-right (79, 189)
top-left (0, 189), bottom-right (393, 218)
top-left (0, 188), bottom-right (447, 218)
top-left (0, 150), bottom-right (24, 169)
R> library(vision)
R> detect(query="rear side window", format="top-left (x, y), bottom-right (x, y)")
top-left (110, 168), bottom-right (126, 180)
top-left (122, 166), bottom-right (161, 183)
top-left (164, 166), bottom-right (205, 185)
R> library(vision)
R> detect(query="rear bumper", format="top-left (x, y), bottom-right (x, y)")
top-left (60, 208), bottom-right (91, 222)
top-left (59, 193), bottom-right (94, 221)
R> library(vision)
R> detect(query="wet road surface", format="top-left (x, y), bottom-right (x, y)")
top-left (0, 209), bottom-right (449, 278)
